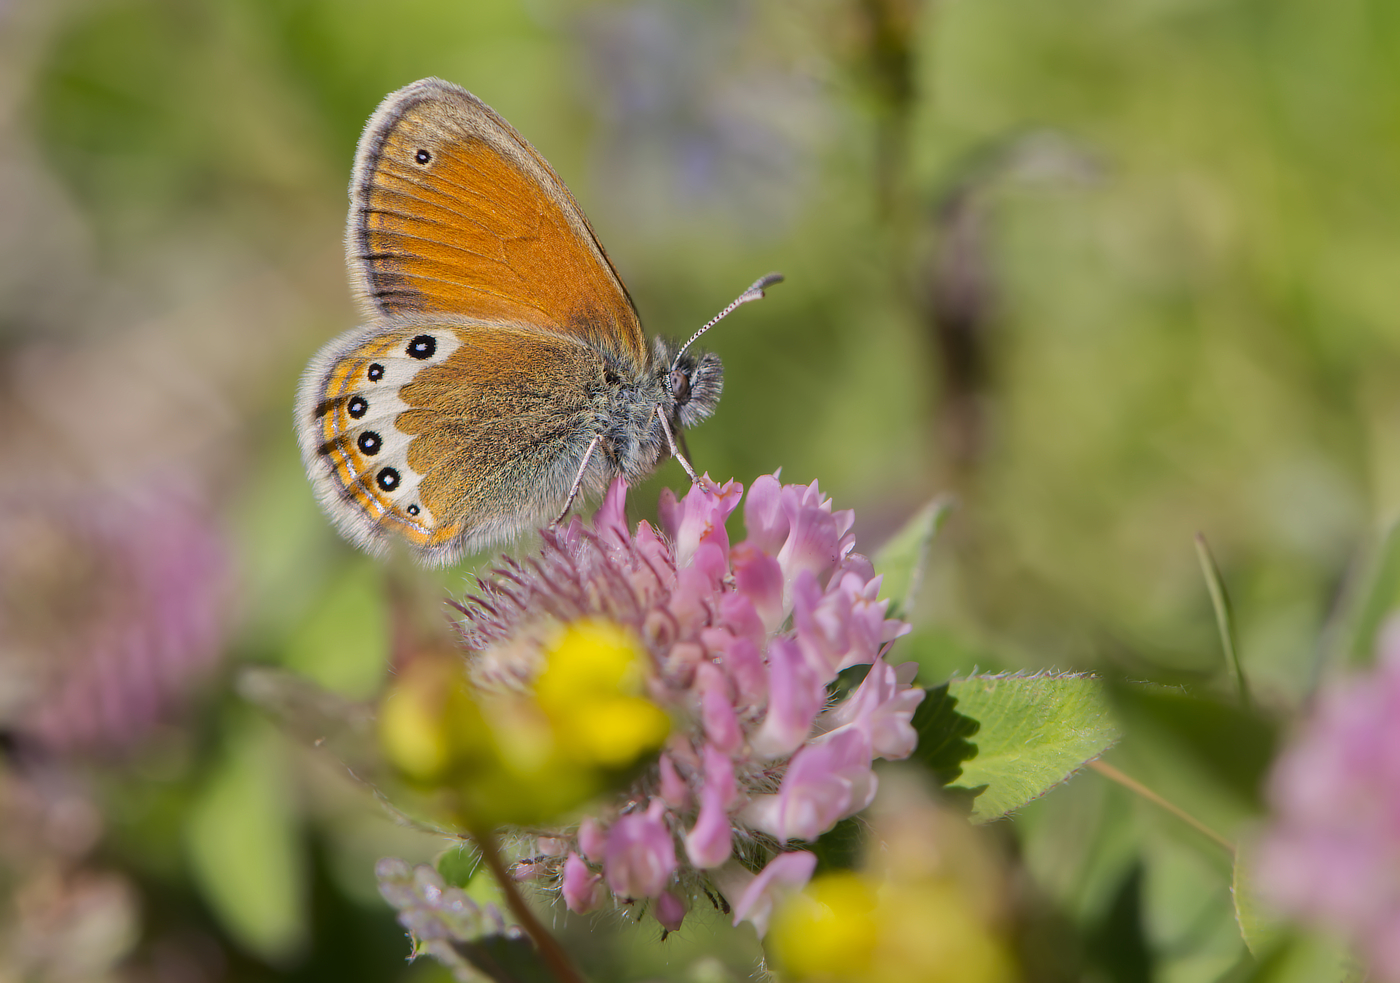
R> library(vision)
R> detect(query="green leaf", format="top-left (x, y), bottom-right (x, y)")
top-left (947, 673), bottom-right (1120, 823)
top-left (282, 560), bottom-right (388, 700)
top-left (908, 682), bottom-right (980, 787)
top-left (437, 842), bottom-right (484, 889)
top-left (810, 816), bottom-right (866, 874)
top-left (1236, 936), bottom-right (1366, 983)
top-left (1328, 518), bottom-right (1400, 672)
top-left (1195, 533), bottom-right (1250, 706)
top-left (1232, 838), bottom-right (1283, 957)
top-left (872, 496), bottom-right (953, 618)
top-left (185, 720), bottom-right (306, 962)
top-left (1231, 840), bottom-right (1362, 982)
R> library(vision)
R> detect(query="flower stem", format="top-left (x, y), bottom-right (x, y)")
top-left (470, 824), bottom-right (587, 983)
top-left (1088, 759), bottom-right (1235, 855)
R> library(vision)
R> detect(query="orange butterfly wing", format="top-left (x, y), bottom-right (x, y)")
top-left (348, 77), bottom-right (646, 361)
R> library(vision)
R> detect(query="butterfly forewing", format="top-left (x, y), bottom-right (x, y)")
top-left (350, 78), bottom-right (646, 362)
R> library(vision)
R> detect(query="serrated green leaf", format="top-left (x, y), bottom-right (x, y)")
top-left (908, 682), bottom-right (980, 787)
top-left (1232, 838), bottom-right (1284, 956)
top-left (1237, 935), bottom-right (1365, 983)
top-left (1231, 841), bottom-right (1364, 983)
top-left (872, 496), bottom-right (953, 618)
top-left (947, 673), bottom-right (1120, 823)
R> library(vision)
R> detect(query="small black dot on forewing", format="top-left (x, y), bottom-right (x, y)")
top-left (367, 363), bottom-right (385, 382)
top-left (406, 504), bottom-right (421, 516)
top-left (414, 148), bottom-right (431, 165)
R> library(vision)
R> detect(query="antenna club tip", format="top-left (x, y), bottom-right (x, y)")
top-left (739, 272), bottom-right (785, 303)
top-left (673, 273), bottom-right (786, 368)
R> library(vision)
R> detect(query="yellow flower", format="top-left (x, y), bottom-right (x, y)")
top-left (534, 618), bottom-right (671, 768)
top-left (769, 866), bottom-right (1016, 983)
top-left (378, 653), bottom-right (491, 784)
top-left (376, 619), bottom-right (670, 826)
top-left (769, 871), bottom-right (879, 979)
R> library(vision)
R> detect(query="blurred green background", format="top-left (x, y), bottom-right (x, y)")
top-left (2, 0), bottom-right (1397, 979)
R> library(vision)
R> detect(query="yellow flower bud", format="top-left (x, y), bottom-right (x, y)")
top-left (534, 618), bottom-right (670, 768)
top-left (770, 871), bottom-right (879, 980)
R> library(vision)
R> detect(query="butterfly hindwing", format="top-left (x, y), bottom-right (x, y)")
top-left (297, 319), bottom-right (612, 564)
top-left (349, 77), bottom-right (647, 363)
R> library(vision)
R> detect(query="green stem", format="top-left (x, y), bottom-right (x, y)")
top-left (1089, 759), bottom-right (1234, 855)
top-left (471, 824), bottom-right (587, 983)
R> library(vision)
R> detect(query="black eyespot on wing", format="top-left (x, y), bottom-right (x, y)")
top-left (368, 363), bottom-right (385, 382)
top-left (406, 504), bottom-right (420, 516)
top-left (415, 148), bottom-right (431, 165)
top-left (376, 467), bottom-right (400, 491)
top-left (357, 431), bottom-right (382, 455)
top-left (348, 396), bottom-right (368, 419)
top-left (407, 335), bottom-right (436, 360)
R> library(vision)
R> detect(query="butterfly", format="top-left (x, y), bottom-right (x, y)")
top-left (296, 78), bottom-right (779, 566)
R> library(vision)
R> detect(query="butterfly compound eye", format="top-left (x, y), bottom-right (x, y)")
top-left (669, 368), bottom-right (691, 404)
top-left (677, 353), bottom-right (722, 430)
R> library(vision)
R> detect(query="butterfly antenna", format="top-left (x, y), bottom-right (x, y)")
top-left (671, 273), bottom-right (784, 372)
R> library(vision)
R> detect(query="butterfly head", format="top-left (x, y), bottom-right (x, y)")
top-left (655, 338), bottom-right (723, 431)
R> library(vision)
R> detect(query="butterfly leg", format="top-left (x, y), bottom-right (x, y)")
top-left (655, 405), bottom-right (701, 485)
top-left (553, 436), bottom-right (601, 526)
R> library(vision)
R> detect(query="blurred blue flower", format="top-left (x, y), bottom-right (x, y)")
top-left (574, 0), bottom-right (827, 234)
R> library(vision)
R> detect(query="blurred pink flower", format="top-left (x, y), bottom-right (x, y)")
top-left (721, 848), bottom-right (818, 939)
top-left (455, 473), bottom-right (919, 935)
top-left (1257, 617), bottom-right (1400, 980)
top-left (0, 489), bottom-right (226, 755)
top-left (561, 853), bottom-right (606, 915)
top-left (605, 798), bottom-right (678, 899)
